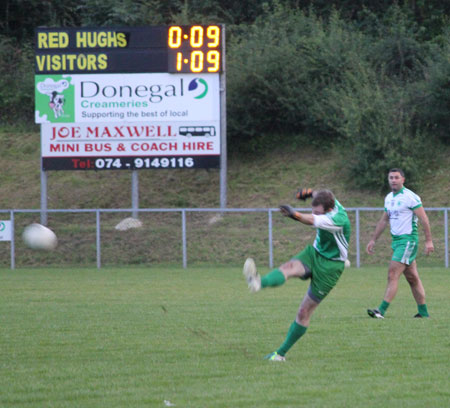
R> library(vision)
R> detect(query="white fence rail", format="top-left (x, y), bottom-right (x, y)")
top-left (1, 208), bottom-right (448, 269)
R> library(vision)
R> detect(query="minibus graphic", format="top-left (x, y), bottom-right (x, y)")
top-left (179, 126), bottom-right (216, 137)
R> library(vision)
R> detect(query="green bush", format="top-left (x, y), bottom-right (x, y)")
top-left (314, 50), bottom-right (437, 191)
top-left (227, 7), bottom-right (366, 151)
top-left (334, 75), bottom-right (440, 190)
top-left (365, 5), bottom-right (434, 82)
top-left (226, 4), bottom-right (445, 189)
top-left (418, 34), bottom-right (450, 145)
top-left (0, 37), bottom-right (34, 126)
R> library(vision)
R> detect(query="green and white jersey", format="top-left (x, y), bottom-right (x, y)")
top-left (312, 199), bottom-right (351, 261)
top-left (384, 187), bottom-right (422, 241)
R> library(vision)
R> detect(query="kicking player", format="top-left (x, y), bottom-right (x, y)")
top-left (243, 189), bottom-right (351, 361)
top-left (366, 168), bottom-right (434, 319)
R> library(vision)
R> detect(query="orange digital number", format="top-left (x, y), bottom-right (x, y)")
top-left (168, 26), bottom-right (182, 48)
top-left (190, 26), bottom-right (204, 48)
top-left (176, 52), bottom-right (183, 71)
top-left (190, 51), bottom-right (204, 72)
top-left (206, 26), bottom-right (220, 47)
top-left (207, 50), bottom-right (220, 72)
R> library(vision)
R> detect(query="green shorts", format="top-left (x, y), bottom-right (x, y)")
top-left (391, 239), bottom-right (418, 265)
top-left (293, 245), bottom-right (345, 302)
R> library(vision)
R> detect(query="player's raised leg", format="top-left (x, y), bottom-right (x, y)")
top-left (260, 259), bottom-right (308, 289)
top-left (243, 258), bottom-right (308, 293)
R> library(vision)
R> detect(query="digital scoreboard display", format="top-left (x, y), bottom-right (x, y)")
top-left (35, 25), bottom-right (224, 74)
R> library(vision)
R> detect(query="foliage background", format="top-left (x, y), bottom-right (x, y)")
top-left (1, 0), bottom-right (450, 190)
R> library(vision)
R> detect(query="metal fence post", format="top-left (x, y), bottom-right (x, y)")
top-left (182, 210), bottom-right (187, 269)
top-left (96, 210), bottom-right (101, 269)
top-left (131, 171), bottom-right (139, 219)
top-left (445, 209), bottom-right (449, 268)
top-left (268, 209), bottom-right (273, 269)
top-left (356, 209), bottom-right (360, 268)
top-left (10, 210), bottom-right (15, 270)
top-left (40, 170), bottom-right (48, 226)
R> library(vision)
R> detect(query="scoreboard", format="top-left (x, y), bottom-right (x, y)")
top-left (35, 25), bottom-right (224, 74)
top-left (34, 25), bottom-right (225, 170)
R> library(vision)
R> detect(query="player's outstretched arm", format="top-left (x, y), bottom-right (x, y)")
top-left (279, 205), bottom-right (315, 225)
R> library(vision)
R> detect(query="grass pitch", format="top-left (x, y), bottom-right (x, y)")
top-left (0, 266), bottom-right (449, 408)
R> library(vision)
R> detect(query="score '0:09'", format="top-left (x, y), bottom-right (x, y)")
top-left (168, 26), bottom-right (221, 49)
top-left (134, 157), bottom-right (194, 168)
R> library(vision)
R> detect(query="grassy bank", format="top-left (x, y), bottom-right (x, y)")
top-left (1, 129), bottom-right (449, 210)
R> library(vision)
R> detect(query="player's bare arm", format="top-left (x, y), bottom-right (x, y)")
top-left (366, 212), bottom-right (389, 254)
top-left (279, 205), bottom-right (315, 225)
top-left (414, 206), bottom-right (434, 255)
top-left (279, 187), bottom-right (316, 225)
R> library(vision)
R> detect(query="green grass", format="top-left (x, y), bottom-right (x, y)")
top-left (1, 266), bottom-right (449, 407)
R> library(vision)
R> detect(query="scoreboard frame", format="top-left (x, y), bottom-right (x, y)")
top-left (35, 25), bottom-right (224, 74)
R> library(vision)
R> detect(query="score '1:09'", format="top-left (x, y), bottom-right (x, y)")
top-left (134, 157), bottom-right (194, 168)
top-left (176, 50), bottom-right (220, 72)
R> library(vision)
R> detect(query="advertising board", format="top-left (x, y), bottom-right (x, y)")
top-left (41, 121), bottom-right (220, 170)
top-left (35, 73), bottom-right (220, 124)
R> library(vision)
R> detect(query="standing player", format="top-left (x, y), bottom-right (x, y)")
top-left (366, 168), bottom-right (434, 319)
top-left (243, 189), bottom-right (351, 361)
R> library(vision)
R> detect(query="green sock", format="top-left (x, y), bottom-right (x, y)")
top-left (276, 321), bottom-right (307, 356)
top-left (378, 300), bottom-right (390, 316)
top-left (418, 304), bottom-right (429, 317)
top-left (261, 269), bottom-right (285, 288)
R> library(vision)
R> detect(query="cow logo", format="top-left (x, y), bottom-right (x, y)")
top-left (48, 91), bottom-right (65, 118)
top-left (35, 76), bottom-right (74, 123)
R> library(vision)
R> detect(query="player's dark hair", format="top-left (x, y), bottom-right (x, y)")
top-left (389, 168), bottom-right (405, 177)
top-left (312, 190), bottom-right (335, 212)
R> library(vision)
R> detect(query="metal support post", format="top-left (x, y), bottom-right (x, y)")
top-left (182, 210), bottom-right (187, 268)
top-left (219, 26), bottom-right (227, 209)
top-left (131, 170), bottom-right (139, 219)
